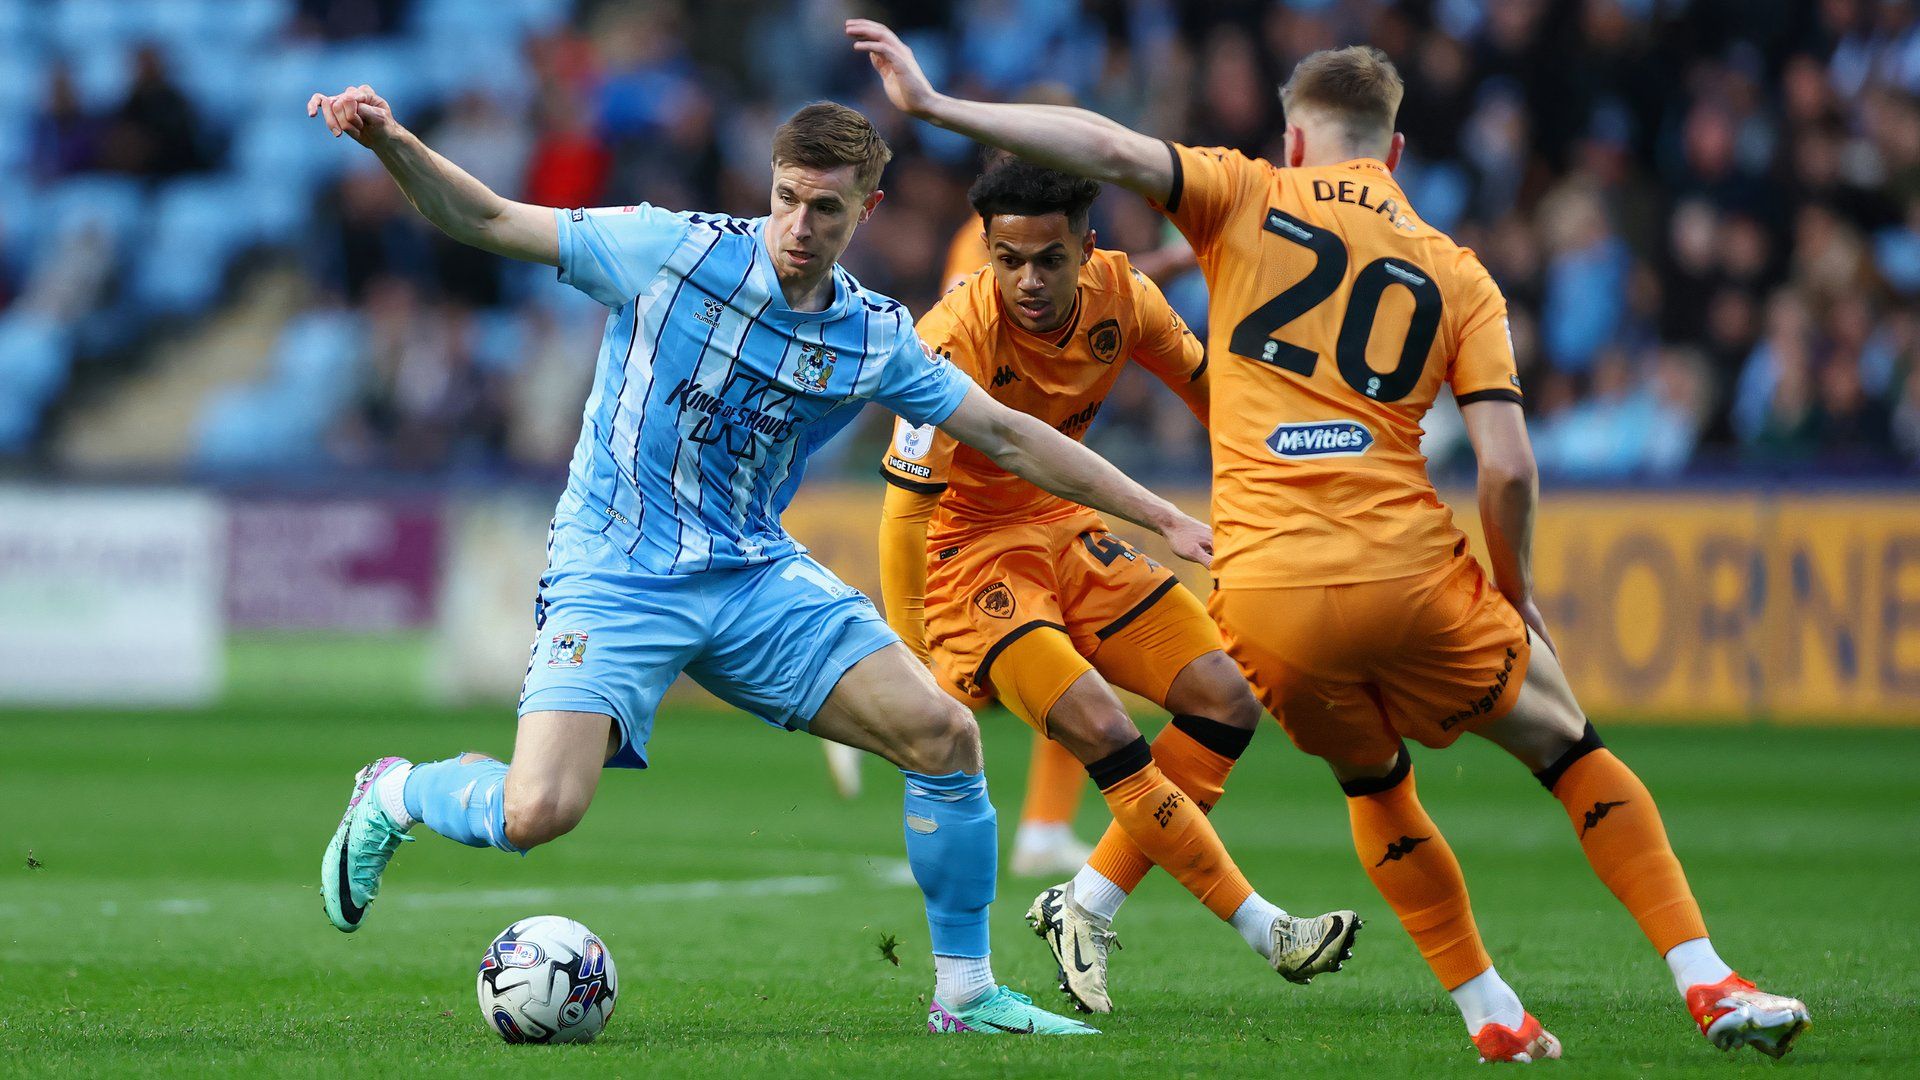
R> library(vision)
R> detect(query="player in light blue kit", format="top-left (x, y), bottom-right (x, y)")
top-left (306, 85), bottom-right (1215, 1035)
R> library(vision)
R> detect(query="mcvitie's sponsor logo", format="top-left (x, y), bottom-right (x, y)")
top-left (1266, 419), bottom-right (1374, 459)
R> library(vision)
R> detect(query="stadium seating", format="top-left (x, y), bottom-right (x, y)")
top-left (194, 310), bottom-right (366, 470)
top-left (0, 313), bottom-right (74, 453)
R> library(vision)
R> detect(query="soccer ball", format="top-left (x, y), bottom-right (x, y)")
top-left (477, 915), bottom-right (619, 1044)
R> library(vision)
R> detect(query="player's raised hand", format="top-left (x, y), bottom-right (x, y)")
top-left (845, 19), bottom-right (940, 118)
top-left (305, 84), bottom-right (396, 147)
top-left (1161, 511), bottom-right (1214, 569)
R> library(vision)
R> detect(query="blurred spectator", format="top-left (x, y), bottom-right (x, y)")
top-left (294, 0), bottom-right (413, 41)
top-left (31, 65), bottom-right (101, 181)
top-left (97, 46), bottom-right (210, 178)
top-left (523, 93), bottom-right (613, 213)
top-left (6, 0), bottom-right (1919, 476)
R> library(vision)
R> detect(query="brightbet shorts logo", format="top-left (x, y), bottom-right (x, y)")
top-left (1266, 420), bottom-right (1375, 459)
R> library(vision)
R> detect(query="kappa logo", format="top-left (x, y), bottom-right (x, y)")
top-left (1581, 799), bottom-right (1629, 835)
top-left (990, 364), bottom-right (1022, 389)
top-left (1375, 835), bottom-right (1430, 866)
top-left (547, 630), bottom-right (588, 668)
top-left (793, 342), bottom-right (836, 393)
top-left (1267, 420), bottom-right (1375, 459)
top-left (695, 297), bottom-right (724, 327)
top-left (1086, 318), bottom-right (1123, 364)
top-left (974, 581), bottom-right (1016, 619)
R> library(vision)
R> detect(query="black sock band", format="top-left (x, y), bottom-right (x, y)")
top-left (1169, 714), bottom-right (1255, 760)
top-left (1086, 736), bottom-right (1154, 791)
top-left (1533, 722), bottom-right (1605, 792)
top-left (1338, 746), bottom-right (1412, 798)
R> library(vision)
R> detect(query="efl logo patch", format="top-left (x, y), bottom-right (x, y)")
top-left (1266, 420), bottom-right (1374, 459)
top-left (547, 630), bottom-right (588, 668)
top-left (893, 421), bottom-right (936, 461)
top-left (497, 940), bottom-right (546, 968)
top-left (1086, 318), bottom-right (1123, 364)
top-left (793, 343), bottom-right (836, 393)
top-left (974, 581), bottom-right (1016, 620)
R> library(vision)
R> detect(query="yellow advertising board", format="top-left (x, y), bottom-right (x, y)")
top-left (786, 485), bottom-right (1920, 723)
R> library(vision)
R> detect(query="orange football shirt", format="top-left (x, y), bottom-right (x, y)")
top-left (942, 219), bottom-right (991, 289)
top-left (1152, 144), bottom-right (1521, 587)
top-left (880, 248), bottom-right (1206, 542)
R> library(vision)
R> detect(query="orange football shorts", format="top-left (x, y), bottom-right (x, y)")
top-left (1210, 552), bottom-right (1531, 765)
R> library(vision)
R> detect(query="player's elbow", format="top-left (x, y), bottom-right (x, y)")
top-left (1478, 454), bottom-right (1537, 499)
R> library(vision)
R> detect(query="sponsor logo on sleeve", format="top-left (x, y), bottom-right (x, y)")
top-left (1265, 420), bottom-right (1375, 459)
top-left (893, 422), bottom-right (936, 461)
top-left (885, 456), bottom-right (933, 479)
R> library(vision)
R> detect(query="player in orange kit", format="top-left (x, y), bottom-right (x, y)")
top-left (877, 155), bottom-right (1361, 1010)
top-left (850, 19), bottom-right (1811, 1062)
top-left (930, 151), bottom-right (1101, 878)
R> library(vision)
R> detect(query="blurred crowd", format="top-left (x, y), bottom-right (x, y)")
top-left (4, 0), bottom-right (1920, 482)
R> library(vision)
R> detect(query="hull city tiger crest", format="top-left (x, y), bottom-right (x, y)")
top-left (1086, 318), bottom-right (1122, 364)
top-left (547, 630), bottom-right (588, 667)
top-left (974, 582), bottom-right (1016, 619)
top-left (792, 343), bottom-right (836, 393)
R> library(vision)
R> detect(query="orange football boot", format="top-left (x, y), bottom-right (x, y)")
top-left (1471, 1013), bottom-right (1562, 1063)
top-left (1686, 973), bottom-right (1810, 1058)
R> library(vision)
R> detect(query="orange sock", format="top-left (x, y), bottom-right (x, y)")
top-left (1089, 737), bottom-right (1253, 920)
top-left (1020, 733), bottom-right (1087, 826)
top-left (1087, 715), bottom-right (1250, 891)
top-left (1536, 726), bottom-right (1707, 954)
top-left (1345, 754), bottom-right (1493, 990)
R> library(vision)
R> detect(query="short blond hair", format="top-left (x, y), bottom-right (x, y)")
top-left (771, 102), bottom-right (893, 194)
top-left (1279, 46), bottom-right (1405, 152)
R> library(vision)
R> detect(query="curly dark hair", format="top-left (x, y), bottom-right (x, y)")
top-left (967, 157), bottom-right (1102, 236)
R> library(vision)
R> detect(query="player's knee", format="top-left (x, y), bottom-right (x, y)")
top-left (896, 697), bottom-right (982, 775)
top-left (1047, 700), bottom-right (1138, 761)
top-left (503, 781), bottom-right (590, 850)
top-left (1166, 652), bottom-right (1262, 730)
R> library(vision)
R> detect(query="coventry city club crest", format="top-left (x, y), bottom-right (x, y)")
top-left (792, 343), bottom-right (836, 393)
top-left (547, 630), bottom-right (588, 668)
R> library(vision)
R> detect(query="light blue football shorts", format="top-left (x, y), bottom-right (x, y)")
top-left (517, 514), bottom-right (899, 768)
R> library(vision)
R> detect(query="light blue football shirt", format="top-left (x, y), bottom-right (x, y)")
top-left (549, 205), bottom-right (969, 576)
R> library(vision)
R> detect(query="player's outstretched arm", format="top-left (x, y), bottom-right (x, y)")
top-left (1461, 399), bottom-right (1553, 652)
top-left (306, 85), bottom-right (558, 266)
top-left (937, 384), bottom-right (1211, 566)
top-left (846, 19), bottom-right (1173, 204)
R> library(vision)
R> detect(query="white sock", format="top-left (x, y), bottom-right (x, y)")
top-left (1450, 966), bottom-right (1526, 1033)
top-left (1665, 936), bottom-right (1733, 994)
top-left (1070, 865), bottom-right (1127, 923)
top-left (1228, 893), bottom-right (1287, 958)
top-left (1014, 822), bottom-right (1074, 854)
top-left (934, 955), bottom-right (995, 1007)
top-left (373, 760), bottom-right (415, 830)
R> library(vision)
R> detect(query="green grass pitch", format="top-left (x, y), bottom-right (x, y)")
top-left (3, 704), bottom-right (1915, 1077)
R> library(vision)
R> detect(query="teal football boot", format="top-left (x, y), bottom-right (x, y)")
top-left (927, 985), bottom-right (1100, 1035)
top-left (321, 757), bottom-right (414, 932)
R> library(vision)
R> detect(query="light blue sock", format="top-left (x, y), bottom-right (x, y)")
top-left (901, 769), bottom-right (996, 959)
top-left (402, 757), bottom-right (520, 853)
